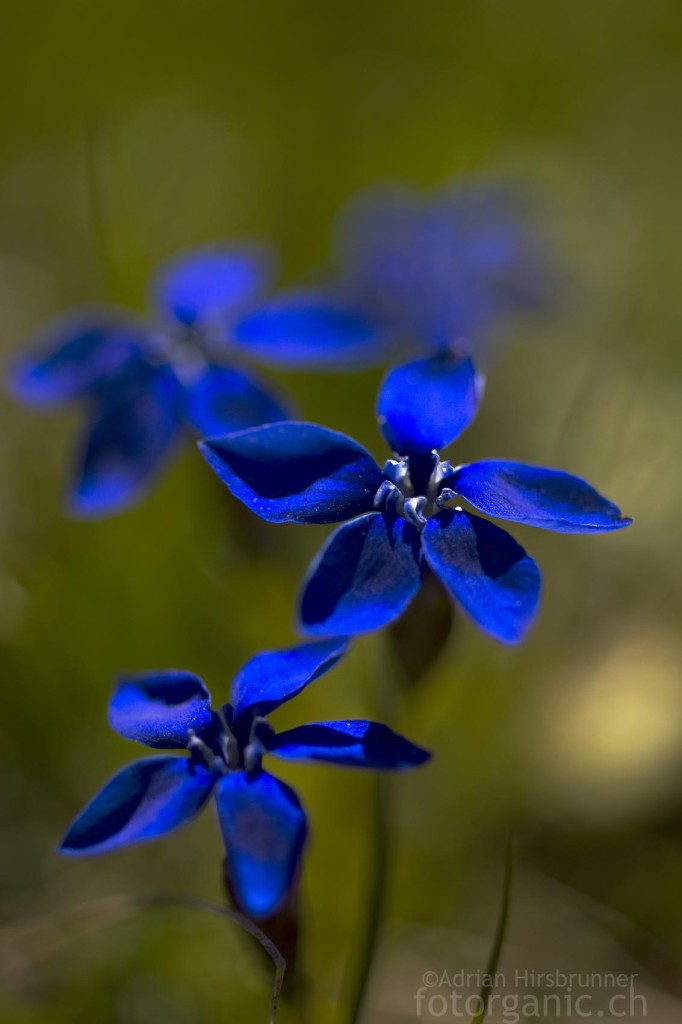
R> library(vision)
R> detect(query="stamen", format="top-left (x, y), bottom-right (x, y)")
top-left (244, 715), bottom-right (273, 773)
top-left (216, 708), bottom-right (240, 770)
top-left (436, 487), bottom-right (459, 510)
top-left (382, 458), bottom-right (413, 497)
top-left (187, 729), bottom-right (225, 773)
top-left (374, 479), bottom-right (406, 517)
top-left (403, 496), bottom-right (428, 527)
top-left (243, 743), bottom-right (263, 773)
top-left (219, 731), bottom-right (239, 770)
top-left (373, 478), bottom-right (396, 510)
top-left (249, 715), bottom-right (273, 746)
top-left (427, 452), bottom-right (457, 504)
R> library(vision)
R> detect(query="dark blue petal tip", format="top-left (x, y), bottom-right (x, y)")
top-left (109, 671), bottom-right (213, 749)
top-left (453, 460), bottom-right (632, 534)
top-left (60, 757), bottom-right (215, 856)
top-left (270, 720), bottom-right (431, 770)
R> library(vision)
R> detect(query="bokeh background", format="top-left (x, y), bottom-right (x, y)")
top-left (1, 2), bottom-right (681, 1021)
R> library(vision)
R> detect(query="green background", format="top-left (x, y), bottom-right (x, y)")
top-left (1, 2), bottom-right (681, 1021)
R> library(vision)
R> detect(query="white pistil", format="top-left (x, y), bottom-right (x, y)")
top-left (187, 730), bottom-right (226, 774)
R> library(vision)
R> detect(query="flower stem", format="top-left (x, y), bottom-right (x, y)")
top-left (346, 769), bottom-right (391, 1024)
top-left (345, 641), bottom-right (398, 1024)
top-left (155, 895), bottom-right (286, 1024)
top-left (471, 831), bottom-right (515, 1024)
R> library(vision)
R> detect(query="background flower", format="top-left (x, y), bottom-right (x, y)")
top-left (8, 246), bottom-right (290, 517)
top-left (232, 180), bottom-right (556, 370)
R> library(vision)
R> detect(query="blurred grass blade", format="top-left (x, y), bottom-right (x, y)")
top-left (345, 769), bottom-right (391, 1024)
top-left (85, 117), bottom-right (150, 304)
top-left (0, 893), bottom-right (286, 1024)
top-left (471, 831), bottom-right (515, 1024)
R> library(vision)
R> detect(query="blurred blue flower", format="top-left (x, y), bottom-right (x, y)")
top-left (8, 246), bottom-right (291, 517)
top-left (60, 639), bottom-right (430, 919)
top-left (232, 180), bottom-right (556, 369)
top-left (200, 351), bottom-right (631, 644)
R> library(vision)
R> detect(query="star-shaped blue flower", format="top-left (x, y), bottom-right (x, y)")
top-left (231, 181), bottom-right (555, 370)
top-left (60, 639), bottom-right (430, 919)
top-left (8, 246), bottom-right (291, 517)
top-left (199, 351), bottom-right (631, 643)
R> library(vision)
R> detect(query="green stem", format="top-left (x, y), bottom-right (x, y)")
top-left (346, 642), bottom-right (399, 1024)
top-left (154, 895), bottom-right (286, 1024)
top-left (471, 831), bottom-right (515, 1024)
top-left (346, 770), bottom-right (390, 1024)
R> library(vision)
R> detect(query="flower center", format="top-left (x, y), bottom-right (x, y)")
top-left (146, 324), bottom-right (209, 385)
top-left (373, 450), bottom-right (459, 528)
top-left (187, 707), bottom-right (272, 775)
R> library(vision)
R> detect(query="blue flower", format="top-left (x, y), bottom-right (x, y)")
top-left (231, 181), bottom-right (555, 369)
top-left (60, 639), bottom-right (430, 918)
top-left (8, 246), bottom-right (291, 517)
top-left (199, 351), bottom-right (631, 644)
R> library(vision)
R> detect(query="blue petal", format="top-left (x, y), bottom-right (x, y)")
top-left (199, 422), bottom-right (382, 524)
top-left (422, 508), bottom-right (541, 643)
top-left (231, 638), bottom-right (349, 720)
top-left (300, 512), bottom-right (423, 636)
top-left (109, 671), bottom-right (214, 749)
top-left (60, 756), bottom-right (215, 855)
top-left (452, 460), bottom-right (632, 533)
top-left (8, 313), bottom-right (145, 406)
top-left (151, 245), bottom-right (273, 328)
top-left (216, 770), bottom-right (307, 919)
top-left (268, 720), bottom-right (431, 769)
top-left (182, 363), bottom-right (290, 438)
top-left (70, 364), bottom-right (182, 518)
top-left (233, 289), bottom-right (386, 368)
top-left (377, 351), bottom-right (482, 455)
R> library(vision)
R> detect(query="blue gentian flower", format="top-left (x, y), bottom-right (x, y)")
top-left (9, 246), bottom-right (291, 517)
top-left (60, 639), bottom-right (430, 918)
top-left (232, 181), bottom-right (554, 369)
top-left (199, 351), bottom-right (631, 644)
